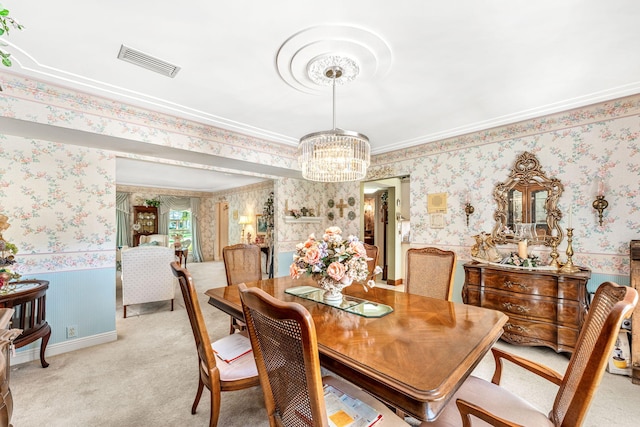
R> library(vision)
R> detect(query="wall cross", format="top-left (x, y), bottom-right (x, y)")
top-left (335, 199), bottom-right (348, 218)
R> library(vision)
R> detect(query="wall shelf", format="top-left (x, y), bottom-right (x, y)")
top-left (284, 216), bottom-right (323, 224)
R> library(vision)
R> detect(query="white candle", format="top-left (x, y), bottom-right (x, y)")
top-left (518, 240), bottom-right (528, 258)
top-left (568, 205), bottom-right (572, 228)
top-left (597, 180), bottom-right (605, 197)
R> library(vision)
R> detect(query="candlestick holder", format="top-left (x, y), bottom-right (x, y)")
top-left (464, 203), bottom-right (474, 227)
top-left (548, 236), bottom-right (561, 270)
top-left (560, 228), bottom-right (580, 273)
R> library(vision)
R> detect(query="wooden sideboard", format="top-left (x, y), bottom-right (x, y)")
top-left (463, 262), bottom-right (591, 353)
top-left (0, 280), bottom-right (51, 368)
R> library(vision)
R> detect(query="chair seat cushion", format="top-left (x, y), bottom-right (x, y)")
top-left (425, 376), bottom-right (553, 427)
top-left (323, 375), bottom-right (410, 426)
top-left (211, 335), bottom-right (258, 382)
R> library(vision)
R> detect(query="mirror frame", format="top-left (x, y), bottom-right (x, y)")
top-left (491, 152), bottom-right (564, 247)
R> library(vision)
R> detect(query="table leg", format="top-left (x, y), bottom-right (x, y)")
top-left (39, 324), bottom-right (51, 368)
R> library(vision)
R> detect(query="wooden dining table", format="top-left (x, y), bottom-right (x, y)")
top-left (205, 276), bottom-right (508, 422)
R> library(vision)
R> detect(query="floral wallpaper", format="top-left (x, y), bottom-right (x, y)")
top-left (0, 135), bottom-right (115, 274)
top-left (368, 98), bottom-right (640, 276)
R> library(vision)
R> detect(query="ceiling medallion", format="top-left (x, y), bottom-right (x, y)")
top-left (307, 55), bottom-right (359, 86)
top-left (276, 25), bottom-right (392, 93)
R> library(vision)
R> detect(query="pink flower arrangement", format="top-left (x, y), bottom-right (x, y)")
top-left (290, 226), bottom-right (381, 291)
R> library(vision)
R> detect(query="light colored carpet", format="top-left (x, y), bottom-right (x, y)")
top-left (9, 261), bottom-right (640, 426)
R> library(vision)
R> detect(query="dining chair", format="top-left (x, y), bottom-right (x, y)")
top-left (176, 238), bottom-right (191, 267)
top-left (406, 247), bottom-right (456, 301)
top-left (422, 281), bottom-right (638, 427)
top-left (170, 262), bottom-right (260, 427)
top-left (363, 242), bottom-right (380, 282)
top-left (222, 244), bottom-right (262, 333)
top-left (238, 283), bottom-right (410, 427)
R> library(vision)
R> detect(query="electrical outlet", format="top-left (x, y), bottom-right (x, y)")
top-left (66, 325), bottom-right (78, 339)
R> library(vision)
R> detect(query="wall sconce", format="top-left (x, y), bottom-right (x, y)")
top-left (239, 215), bottom-right (251, 243)
top-left (592, 179), bottom-right (608, 227)
top-left (464, 203), bottom-right (474, 227)
top-left (463, 192), bottom-right (474, 227)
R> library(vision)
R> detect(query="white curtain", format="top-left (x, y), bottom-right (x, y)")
top-left (157, 196), bottom-right (190, 233)
top-left (116, 192), bottom-right (130, 247)
top-left (157, 195), bottom-right (203, 263)
top-left (190, 197), bottom-right (203, 262)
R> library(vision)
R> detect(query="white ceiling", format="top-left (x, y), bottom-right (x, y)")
top-left (2, 1), bottom-right (640, 191)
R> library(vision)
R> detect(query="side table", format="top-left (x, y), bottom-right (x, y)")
top-left (0, 308), bottom-right (21, 426)
top-left (175, 248), bottom-right (188, 268)
top-left (0, 280), bottom-right (51, 368)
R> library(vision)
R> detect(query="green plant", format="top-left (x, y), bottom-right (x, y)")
top-left (0, 4), bottom-right (24, 67)
top-left (262, 192), bottom-right (274, 230)
top-left (145, 198), bottom-right (161, 208)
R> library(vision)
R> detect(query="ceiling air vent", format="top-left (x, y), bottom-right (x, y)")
top-left (117, 45), bottom-right (181, 78)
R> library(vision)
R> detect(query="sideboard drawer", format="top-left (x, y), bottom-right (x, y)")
top-left (557, 280), bottom-right (582, 300)
top-left (557, 326), bottom-right (580, 352)
top-left (464, 286), bottom-right (480, 306)
top-left (481, 290), bottom-right (556, 321)
top-left (503, 316), bottom-right (557, 345)
top-left (557, 300), bottom-right (581, 326)
top-left (483, 270), bottom-right (557, 297)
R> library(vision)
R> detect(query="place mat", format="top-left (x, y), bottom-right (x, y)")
top-left (285, 286), bottom-right (393, 318)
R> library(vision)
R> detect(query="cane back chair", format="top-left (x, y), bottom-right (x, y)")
top-left (363, 243), bottom-right (380, 283)
top-left (170, 262), bottom-right (259, 427)
top-left (223, 244), bottom-right (262, 333)
top-left (238, 283), bottom-right (410, 427)
top-left (406, 247), bottom-right (456, 301)
top-left (423, 281), bottom-right (638, 427)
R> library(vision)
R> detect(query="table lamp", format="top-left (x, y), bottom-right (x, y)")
top-left (239, 215), bottom-right (251, 243)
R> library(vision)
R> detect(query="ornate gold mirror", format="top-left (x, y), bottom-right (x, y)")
top-left (491, 152), bottom-right (564, 246)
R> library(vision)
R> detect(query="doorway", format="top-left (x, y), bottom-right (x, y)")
top-left (362, 177), bottom-right (407, 286)
top-left (215, 202), bottom-right (229, 261)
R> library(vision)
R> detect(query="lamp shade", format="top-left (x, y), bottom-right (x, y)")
top-left (238, 215), bottom-right (251, 225)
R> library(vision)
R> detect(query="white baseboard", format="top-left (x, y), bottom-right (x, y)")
top-left (12, 331), bottom-right (118, 366)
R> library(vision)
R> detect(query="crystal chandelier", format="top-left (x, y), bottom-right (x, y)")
top-left (298, 57), bottom-right (370, 182)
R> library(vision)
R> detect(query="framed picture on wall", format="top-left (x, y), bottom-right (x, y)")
top-left (430, 213), bottom-right (445, 229)
top-left (256, 214), bottom-right (267, 235)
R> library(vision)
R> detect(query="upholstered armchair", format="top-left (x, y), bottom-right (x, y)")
top-left (121, 246), bottom-right (176, 318)
top-left (139, 234), bottom-right (169, 247)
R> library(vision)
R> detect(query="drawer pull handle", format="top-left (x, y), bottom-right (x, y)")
top-left (502, 302), bottom-right (530, 313)
top-left (503, 280), bottom-right (530, 291)
top-left (505, 322), bottom-right (529, 333)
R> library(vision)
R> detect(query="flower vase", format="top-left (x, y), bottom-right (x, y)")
top-left (318, 276), bottom-right (352, 304)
